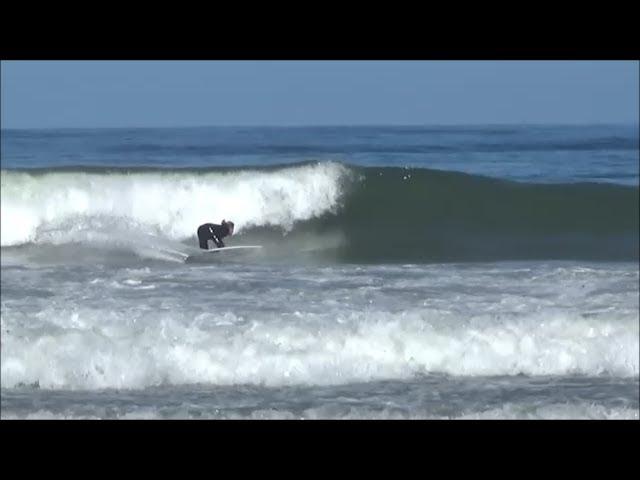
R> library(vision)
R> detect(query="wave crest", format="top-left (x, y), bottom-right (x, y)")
top-left (0, 162), bottom-right (350, 247)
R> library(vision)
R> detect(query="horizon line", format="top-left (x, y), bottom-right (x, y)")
top-left (2, 121), bottom-right (638, 131)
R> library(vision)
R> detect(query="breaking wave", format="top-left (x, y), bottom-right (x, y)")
top-left (2, 162), bottom-right (637, 262)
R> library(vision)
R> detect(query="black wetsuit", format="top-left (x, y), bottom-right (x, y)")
top-left (197, 223), bottom-right (231, 249)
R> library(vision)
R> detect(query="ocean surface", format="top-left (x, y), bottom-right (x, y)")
top-left (1, 125), bottom-right (638, 419)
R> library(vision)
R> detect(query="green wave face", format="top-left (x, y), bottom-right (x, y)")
top-left (257, 166), bottom-right (640, 262)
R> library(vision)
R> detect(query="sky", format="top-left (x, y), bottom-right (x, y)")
top-left (1, 61), bottom-right (638, 128)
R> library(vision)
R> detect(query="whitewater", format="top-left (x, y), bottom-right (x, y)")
top-left (0, 162), bottom-right (350, 247)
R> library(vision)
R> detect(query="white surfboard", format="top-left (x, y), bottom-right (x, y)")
top-left (202, 245), bottom-right (263, 253)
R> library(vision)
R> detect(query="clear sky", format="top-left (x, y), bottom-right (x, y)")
top-left (1, 61), bottom-right (638, 128)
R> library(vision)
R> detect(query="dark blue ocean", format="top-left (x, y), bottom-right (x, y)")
top-left (1, 125), bottom-right (638, 419)
top-left (3, 124), bottom-right (639, 185)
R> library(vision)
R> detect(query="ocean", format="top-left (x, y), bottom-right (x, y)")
top-left (1, 125), bottom-right (638, 419)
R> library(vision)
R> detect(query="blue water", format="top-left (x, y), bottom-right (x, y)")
top-left (3, 124), bottom-right (638, 184)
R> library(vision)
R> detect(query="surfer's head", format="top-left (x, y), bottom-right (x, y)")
top-left (222, 220), bottom-right (235, 235)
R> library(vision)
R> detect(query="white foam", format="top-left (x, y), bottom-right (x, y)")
top-left (457, 403), bottom-right (640, 420)
top-left (0, 163), bottom-right (349, 247)
top-left (268, 404), bottom-right (640, 420)
top-left (1, 308), bottom-right (637, 390)
top-left (2, 403), bottom-right (637, 420)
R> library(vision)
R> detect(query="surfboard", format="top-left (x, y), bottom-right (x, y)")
top-left (185, 245), bottom-right (263, 262)
top-left (202, 245), bottom-right (262, 253)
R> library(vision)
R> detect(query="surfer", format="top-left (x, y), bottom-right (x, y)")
top-left (197, 220), bottom-right (235, 249)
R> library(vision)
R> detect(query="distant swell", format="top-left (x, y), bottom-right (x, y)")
top-left (101, 136), bottom-right (639, 155)
top-left (1, 163), bottom-right (638, 262)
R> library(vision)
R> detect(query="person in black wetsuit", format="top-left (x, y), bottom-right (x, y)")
top-left (197, 220), bottom-right (235, 249)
